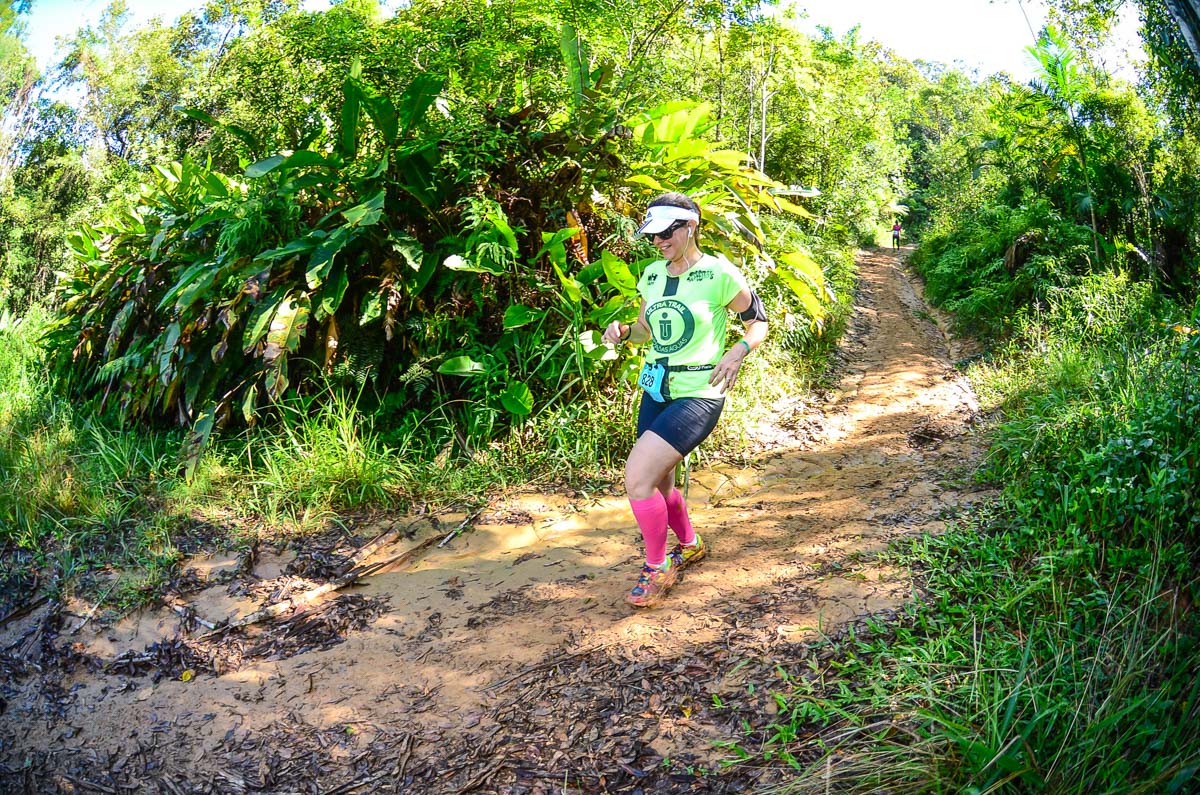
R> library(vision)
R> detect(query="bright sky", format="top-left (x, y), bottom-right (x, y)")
top-left (19, 0), bottom-right (1144, 82)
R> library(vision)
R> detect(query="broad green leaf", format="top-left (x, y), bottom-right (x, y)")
top-left (560, 23), bottom-right (588, 111)
top-left (307, 227), bottom-right (353, 288)
top-left (359, 291), bottom-right (383, 326)
top-left (444, 253), bottom-right (505, 274)
top-left (203, 173), bottom-right (229, 198)
top-left (317, 265), bottom-right (350, 320)
top-left (342, 190), bottom-right (386, 227)
top-left (176, 106), bottom-right (261, 154)
top-left (245, 155), bottom-right (286, 178)
top-left (362, 92), bottom-right (399, 147)
top-left (280, 150), bottom-right (338, 171)
top-left (105, 300), bottom-right (135, 357)
top-left (708, 149), bottom-right (748, 169)
top-left (500, 381), bottom-right (533, 416)
top-left (340, 58), bottom-right (363, 159)
top-left (489, 210), bottom-right (519, 253)
top-left (256, 236), bottom-right (316, 262)
top-left (552, 260), bottom-right (583, 304)
top-left (601, 250), bottom-right (636, 294)
top-left (397, 74), bottom-right (445, 137)
top-left (186, 208), bottom-right (234, 234)
top-left (174, 265), bottom-right (221, 313)
top-left (438, 355), bottom-right (484, 376)
top-left (535, 227), bottom-right (578, 266)
top-left (263, 296), bottom-right (310, 399)
top-left (625, 174), bottom-right (665, 191)
top-left (503, 304), bottom-right (543, 329)
top-left (157, 260), bottom-right (215, 311)
top-left (773, 258), bottom-right (825, 325)
top-left (243, 290), bottom-right (286, 353)
top-left (780, 250), bottom-right (825, 286)
top-left (389, 231), bottom-right (424, 270)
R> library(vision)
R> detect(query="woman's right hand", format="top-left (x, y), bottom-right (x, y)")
top-left (602, 320), bottom-right (629, 345)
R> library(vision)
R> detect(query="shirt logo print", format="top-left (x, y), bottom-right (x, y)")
top-left (649, 299), bottom-right (695, 355)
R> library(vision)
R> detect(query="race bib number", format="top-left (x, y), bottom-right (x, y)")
top-left (638, 362), bottom-right (667, 402)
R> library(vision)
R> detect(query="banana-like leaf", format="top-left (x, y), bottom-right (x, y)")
top-left (360, 292), bottom-right (383, 326)
top-left (175, 106), bottom-right (261, 155)
top-left (263, 295), bottom-right (310, 399)
top-left (444, 253), bottom-right (505, 274)
top-left (775, 251), bottom-right (828, 325)
top-left (242, 289), bottom-right (287, 353)
top-left (241, 384), bottom-right (258, 425)
top-left (323, 316), bottom-right (340, 370)
top-left (245, 155), bottom-right (286, 178)
top-left (105, 300), bottom-right (135, 358)
top-left (352, 82), bottom-right (399, 147)
top-left (560, 23), bottom-right (589, 112)
top-left (397, 74), bottom-right (444, 138)
top-left (156, 260), bottom-right (216, 312)
top-left (316, 264), bottom-right (349, 320)
top-left (307, 227), bottom-right (353, 289)
top-left (256, 236), bottom-right (316, 262)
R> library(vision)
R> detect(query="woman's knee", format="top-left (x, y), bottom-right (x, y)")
top-left (624, 434), bottom-right (680, 500)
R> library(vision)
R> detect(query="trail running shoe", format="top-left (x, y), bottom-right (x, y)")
top-left (626, 561), bottom-right (678, 608)
top-left (670, 534), bottom-right (707, 570)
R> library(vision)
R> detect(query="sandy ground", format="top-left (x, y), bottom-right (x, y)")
top-left (1, 247), bottom-right (994, 793)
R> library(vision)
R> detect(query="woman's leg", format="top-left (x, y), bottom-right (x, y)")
top-left (656, 470), bottom-right (696, 545)
top-left (625, 431), bottom-right (682, 566)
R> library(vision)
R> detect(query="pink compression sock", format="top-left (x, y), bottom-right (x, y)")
top-left (664, 488), bottom-right (696, 546)
top-left (629, 493), bottom-right (670, 567)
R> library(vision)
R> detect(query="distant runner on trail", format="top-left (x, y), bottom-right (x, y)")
top-left (891, 220), bottom-right (902, 250)
top-left (601, 192), bottom-right (770, 607)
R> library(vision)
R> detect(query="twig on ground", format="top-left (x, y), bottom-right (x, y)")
top-left (165, 598), bottom-right (218, 630)
top-left (437, 507), bottom-right (485, 549)
top-left (342, 516), bottom-right (432, 572)
top-left (70, 581), bottom-right (119, 635)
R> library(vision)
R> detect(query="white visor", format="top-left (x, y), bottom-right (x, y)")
top-left (636, 205), bottom-right (700, 235)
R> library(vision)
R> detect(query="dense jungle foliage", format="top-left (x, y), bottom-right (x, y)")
top-left (3, 0), bottom-right (1200, 791)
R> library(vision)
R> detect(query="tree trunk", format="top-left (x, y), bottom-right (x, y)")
top-left (1165, 0), bottom-right (1200, 66)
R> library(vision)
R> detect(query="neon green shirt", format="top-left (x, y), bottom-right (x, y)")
top-left (636, 253), bottom-right (750, 400)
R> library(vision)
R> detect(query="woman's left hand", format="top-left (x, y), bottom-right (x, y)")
top-left (709, 344), bottom-right (749, 394)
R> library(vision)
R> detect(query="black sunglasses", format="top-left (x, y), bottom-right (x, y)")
top-left (646, 219), bottom-right (689, 241)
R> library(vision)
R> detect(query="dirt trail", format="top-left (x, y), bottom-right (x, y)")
top-left (2, 248), bottom-right (993, 793)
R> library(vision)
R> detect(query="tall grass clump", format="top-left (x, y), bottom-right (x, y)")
top-left (743, 270), bottom-right (1199, 793)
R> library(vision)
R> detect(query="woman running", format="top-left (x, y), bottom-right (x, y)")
top-left (602, 192), bottom-right (769, 607)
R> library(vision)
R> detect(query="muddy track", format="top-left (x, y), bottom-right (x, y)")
top-left (1, 248), bottom-right (993, 794)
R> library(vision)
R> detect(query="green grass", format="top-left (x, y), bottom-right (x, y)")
top-left (733, 270), bottom-right (1200, 793)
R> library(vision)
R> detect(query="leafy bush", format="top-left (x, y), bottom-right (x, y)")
top-left (45, 60), bottom-right (830, 477)
top-left (912, 199), bottom-right (1095, 338)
